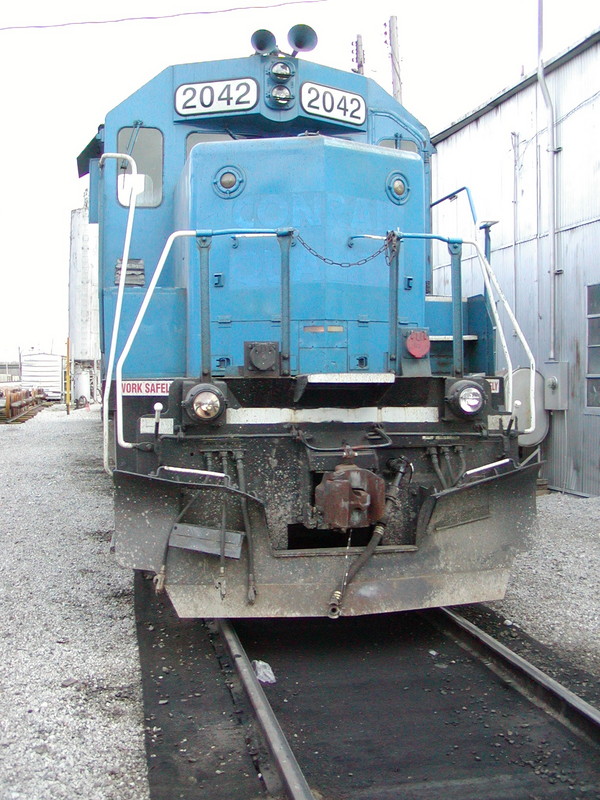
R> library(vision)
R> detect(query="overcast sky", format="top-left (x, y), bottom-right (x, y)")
top-left (0, 0), bottom-right (597, 361)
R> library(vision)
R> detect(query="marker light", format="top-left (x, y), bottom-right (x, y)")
top-left (392, 178), bottom-right (407, 197)
top-left (405, 330), bottom-right (430, 359)
top-left (447, 380), bottom-right (485, 417)
top-left (219, 172), bottom-right (237, 190)
top-left (184, 384), bottom-right (226, 422)
top-left (386, 171), bottom-right (410, 205)
top-left (213, 165), bottom-right (245, 199)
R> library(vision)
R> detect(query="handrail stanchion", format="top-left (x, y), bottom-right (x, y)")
top-left (196, 236), bottom-right (213, 381)
top-left (448, 241), bottom-right (464, 377)
top-left (277, 230), bottom-right (292, 376)
top-left (388, 233), bottom-right (400, 371)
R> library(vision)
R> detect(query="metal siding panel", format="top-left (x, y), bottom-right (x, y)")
top-left (581, 416), bottom-right (600, 495)
top-left (432, 39), bottom-right (600, 493)
top-left (551, 225), bottom-right (600, 495)
top-left (557, 100), bottom-right (600, 227)
top-left (544, 411), bottom-right (600, 496)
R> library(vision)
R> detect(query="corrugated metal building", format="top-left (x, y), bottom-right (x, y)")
top-left (430, 29), bottom-right (600, 495)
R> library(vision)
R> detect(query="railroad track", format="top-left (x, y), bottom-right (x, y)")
top-left (135, 576), bottom-right (600, 799)
top-left (0, 405), bottom-right (47, 424)
top-left (0, 391), bottom-right (47, 424)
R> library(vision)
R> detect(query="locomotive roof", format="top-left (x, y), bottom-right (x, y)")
top-left (78, 49), bottom-right (431, 177)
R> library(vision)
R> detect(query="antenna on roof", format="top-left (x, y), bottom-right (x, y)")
top-left (387, 16), bottom-right (403, 103)
top-left (353, 34), bottom-right (365, 74)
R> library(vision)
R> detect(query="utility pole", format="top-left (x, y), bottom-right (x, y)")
top-left (353, 34), bottom-right (365, 74)
top-left (66, 337), bottom-right (71, 414)
top-left (388, 16), bottom-right (402, 104)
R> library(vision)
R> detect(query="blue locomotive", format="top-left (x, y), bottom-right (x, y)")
top-left (78, 26), bottom-right (538, 618)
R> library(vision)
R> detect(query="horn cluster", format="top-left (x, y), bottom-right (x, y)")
top-left (251, 25), bottom-right (317, 56)
top-left (250, 29), bottom-right (277, 55)
top-left (287, 24), bottom-right (317, 55)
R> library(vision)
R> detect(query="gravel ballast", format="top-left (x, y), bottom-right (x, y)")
top-left (495, 489), bottom-right (600, 679)
top-left (0, 406), bottom-right (149, 800)
top-left (0, 406), bottom-right (598, 798)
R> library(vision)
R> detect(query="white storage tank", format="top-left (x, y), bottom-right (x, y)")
top-left (69, 204), bottom-right (100, 361)
top-left (69, 200), bottom-right (100, 404)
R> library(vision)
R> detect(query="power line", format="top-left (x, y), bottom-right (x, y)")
top-left (0, 0), bottom-right (328, 33)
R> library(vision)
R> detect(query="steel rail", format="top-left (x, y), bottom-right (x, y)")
top-left (0, 404), bottom-right (46, 425)
top-left (433, 608), bottom-right (600, 744)
top-left (216, 619), bottom-right (317, 800)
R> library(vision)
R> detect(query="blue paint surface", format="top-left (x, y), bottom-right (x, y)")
top-left (89, 51), bottom-right (492, 379)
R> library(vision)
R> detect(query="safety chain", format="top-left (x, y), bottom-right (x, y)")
top-left (295, 231), bottom-right (399, 268)
top-left (384, 230), bottom-right (399, 266)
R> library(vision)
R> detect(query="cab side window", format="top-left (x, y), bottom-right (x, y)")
top-left (117, 127), bottom-right (163, 207)
top-left (186, 131), bottom-right (239, 158)
top-left (379, 136), bottom-right (419, 153)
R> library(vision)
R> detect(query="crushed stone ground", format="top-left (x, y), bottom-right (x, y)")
top-left (1, 405), bottom-right (598, 799)
top-left (0, 406), bottom-right (149, 800)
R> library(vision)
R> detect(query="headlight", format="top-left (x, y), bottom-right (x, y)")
top-left (447, 380), bottom-right (485, 417)
top-left (193, 391), bottom-right (222, 419)
top-left (271, 61), bottom-right (292, 81)
top-left (271, 85), bottom-right (292, 104)
top-left (458, 386), bottom-right (484, 414)
top-left (184, 384), bottom-right (226, 422)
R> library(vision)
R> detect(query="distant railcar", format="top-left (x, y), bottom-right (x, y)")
top-left (78, 26), bottom-right (538, 618)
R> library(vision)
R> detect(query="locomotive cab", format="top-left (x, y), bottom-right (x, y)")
top-left (80, 26), bottom-right (539, 618)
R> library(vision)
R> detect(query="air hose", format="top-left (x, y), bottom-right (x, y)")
top-left (327, 460), bottom-right (410, 618)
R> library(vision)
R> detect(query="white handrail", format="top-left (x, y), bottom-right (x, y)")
top-left (429, 187), bottom-right (536, 434)
top-left (350, 225), bottom-right (536, 433)
top-left (99, 153), bottom-right (140, 474)
top-left (114, 231), bottom-right (197, 450)
top-left (464, 238), bottom-right (537, 435)
top-left (106, 218), bottom-right (536, 454)
top-left (467, 243), bottom-right (515, 412)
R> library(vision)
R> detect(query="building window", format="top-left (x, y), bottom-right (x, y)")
top-left (117, 126), bottom-right (163, 207)
top-left (586, 283), bottom-right (600, 407)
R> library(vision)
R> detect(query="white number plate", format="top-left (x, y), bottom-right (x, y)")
top-left (300, 82), bottom-right (366, 125)
top-left (175, 78), bottom-right (258, 116)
